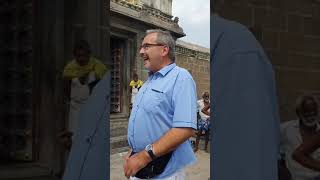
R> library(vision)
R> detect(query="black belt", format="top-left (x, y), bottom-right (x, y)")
top-left (130, 151), bottom-right (173, 179)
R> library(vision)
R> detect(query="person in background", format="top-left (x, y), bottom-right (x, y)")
top-left (280, 95), bottom-right (320, 180)
top-left (58, 40), bottom-right (108, 149)
top-left (194, 91), bottom-right (210, 152)
top-left (129, 73), bottom-right (143, 108)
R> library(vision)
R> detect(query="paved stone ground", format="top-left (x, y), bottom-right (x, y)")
top-left (110, 148), bottom-right (210, 180)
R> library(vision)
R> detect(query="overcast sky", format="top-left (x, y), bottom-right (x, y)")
top-left (172, 0), bottom-right (210, 48)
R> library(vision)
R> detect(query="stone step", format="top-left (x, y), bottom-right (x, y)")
top-left (110, 117), bottom-right (128, 138)
top-left (0, 164), bottom-right (59, 180)
top-left (110, 135), bottom-right (128, 150)
top-left (110, 146), bottom-right (130, 155)
top-left (110, 119), bottom-right (128, 128)
top-left (109, 114), bottom-right (130, 153)
top-left (110, 118), bottom-right (128, 129)
top-left (110, 126), bottom-right (127, 137)
top-left (110, 113), bottom-right (129, 119)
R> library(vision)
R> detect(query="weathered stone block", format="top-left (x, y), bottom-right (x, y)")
top-left (219, 4), bottom-right (253, 27)
top-left (248, 0), bottom-right (268, 7)
top-left (254, 8), bottom-right (287, 31)
top-left (276, 69), bottom-right (320, 90)
top-left (279, 32), bottom-right (304, 53)
top-left (262, 30), bottom-right (280, 50)
top-left (288, 14), bottom-right (304, 33)
top-left (303, 17), bottom-right (320, 36)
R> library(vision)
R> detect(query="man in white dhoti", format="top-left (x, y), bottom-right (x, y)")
top-left (59, 40), bottom-right (108, 149)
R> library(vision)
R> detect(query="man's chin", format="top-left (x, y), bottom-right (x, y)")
top-left (144, 65), bottom-right (151, 71)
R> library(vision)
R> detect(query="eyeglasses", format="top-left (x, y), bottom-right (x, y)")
top-left (139, 43), bottom-right (166, 50)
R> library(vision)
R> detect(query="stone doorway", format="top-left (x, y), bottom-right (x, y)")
top-left (0, 0), bottom-right (35, 164)
top-left (110, 34), bottom-right (135, 154)
top-left (110, 37), bottom-right (129, 115)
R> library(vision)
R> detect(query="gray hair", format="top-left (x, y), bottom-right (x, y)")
top-left (145, 29), bottom-right (176, 62)
top-left (295, 94), bottom-right (318, 115)
top-left (202, 91), bottom-right (209, 98)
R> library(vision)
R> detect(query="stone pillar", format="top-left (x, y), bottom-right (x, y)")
top-left (35, 0), bottom-right (67, 174)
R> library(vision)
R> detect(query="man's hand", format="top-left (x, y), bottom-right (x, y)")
top-left (122, 128), bottom-right (194, 178)
top-left (292, 133), bottom-right (320, 171)
top-left (201, 104), bottom-right (210, 116)
top-left (123, 150), bottom-right (152, 178)
top-left (123, 149), bottom-right (132, 176)
top-left (153, 128), bottom-right (194, 157)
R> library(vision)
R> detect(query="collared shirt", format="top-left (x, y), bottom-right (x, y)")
top-left (280, 120), bottom-right (320, 180)
top-left (127, 63), bottom-right (197, 179)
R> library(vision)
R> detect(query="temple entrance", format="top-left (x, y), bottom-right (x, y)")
top-left (0, 0), bottom-right (35, 163)
top-left (110, 37), bottom-right (129, 114)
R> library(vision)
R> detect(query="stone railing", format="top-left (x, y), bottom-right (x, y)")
top-left (111, 0), bottom-right (179, 25)
top-left (141, 5), bottom-right (177, 24)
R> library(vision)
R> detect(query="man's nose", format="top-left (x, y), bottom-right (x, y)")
top-left (139, 47), bottom-right (145, 55)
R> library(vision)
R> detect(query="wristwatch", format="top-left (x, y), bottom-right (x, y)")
top-left (145, 144), bottom-right (157, 160)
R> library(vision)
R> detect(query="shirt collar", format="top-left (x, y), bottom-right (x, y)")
top-left (148, 63), bottom-right (176, 77)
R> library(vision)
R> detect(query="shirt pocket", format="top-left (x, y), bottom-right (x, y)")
top-left (142, 87), bottom-right (165, 113)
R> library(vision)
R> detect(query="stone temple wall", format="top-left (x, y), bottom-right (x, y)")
top-left (215, 0), bottom-right (320, 121)
top-left (176, 40), bottom-right (210, 99)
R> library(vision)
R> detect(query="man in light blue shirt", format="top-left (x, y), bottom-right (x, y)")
top-left (123, 29), bottom-right (197, 179)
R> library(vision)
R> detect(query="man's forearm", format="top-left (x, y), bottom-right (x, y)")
top-left (292, 135), bottom-right (320, 171)
top-left (292, 152), bottom-right (320, 171)
top-left (152, 127), bottom-right (194, 157)
top-left (201, 109), bottom-right (210, 116)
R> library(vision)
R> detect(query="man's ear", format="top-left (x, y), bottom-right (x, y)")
top-left (160, 46), bottom-right (170, 57)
